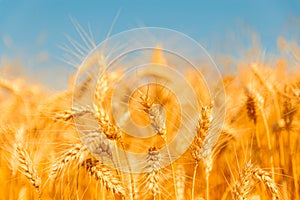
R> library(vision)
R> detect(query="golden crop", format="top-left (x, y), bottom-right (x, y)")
top-left (0, 35), bottom-right (299, 200)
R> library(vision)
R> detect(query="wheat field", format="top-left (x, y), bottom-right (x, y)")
top-left (0, 31), bottom-right (299, 200)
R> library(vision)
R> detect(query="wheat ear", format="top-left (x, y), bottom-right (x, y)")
top-left (84, 158), bottom-right (126, 197)
top-left (93, 104), bottom-right (136, 199)
top-left (16, 146), bottom-right (41, 198)
top-left (144, 147), bottom-right (162, 198)
top-left (232, 162), bottom-right (254, 200)
top-left (191, 104), bottom-right (213, 200)
top-left (245, 87), bottom-right (263, 148)
top-left (251, 166), bottom-right (280, 199)
top-left (246, 87), bottom-right (276, 181)
top-left (233, 161), bottom-right (280, 200)
top-left (54, 106), bottom-right (91, 122)
top-left (50, 143), bottom-right (88, 178)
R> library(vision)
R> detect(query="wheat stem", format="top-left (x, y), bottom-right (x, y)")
top-left (120, 141), bottom-right (135, 200)
top-left (206, 169), bottom-right (210, 200)
top-left (191, 162), bottom-right (198, 200)
top-left (260, 107), bottom-right (275, 181)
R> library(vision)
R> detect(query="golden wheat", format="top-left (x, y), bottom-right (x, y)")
top-left (84, 158), bottom-right (126, 197)
top-left (0, 37), bottom-right (299, 200)
top-left (16, 145), bottom-right (41, 198)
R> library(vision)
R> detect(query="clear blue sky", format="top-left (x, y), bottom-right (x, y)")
top-left (0, 0), bottom-right (299, 88)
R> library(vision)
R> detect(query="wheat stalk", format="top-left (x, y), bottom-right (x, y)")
top-left (93, 101), bottom-right (135, 199)
top-left (191, 105), bottom-right (213, 162)
top-left (16, 146), bottom-right (41, 198)
top-left (244, 87), bottom-right (264, 164)
top-left (138, 87), bottom-right (179, 200)
top-left (191, 104), bottom-right (213, 200)
top-left (281, 88), bottom-right (299, 200)
top-left (245, 88), bottom-right (276, 181)
top-left (92, 69), bottom-right (137, 199)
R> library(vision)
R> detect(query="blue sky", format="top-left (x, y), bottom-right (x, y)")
top-left (0, 0), bottom-right (300, 88)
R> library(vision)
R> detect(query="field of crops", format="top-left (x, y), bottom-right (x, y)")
top-left (0, 33), bottom-right (299, 200)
